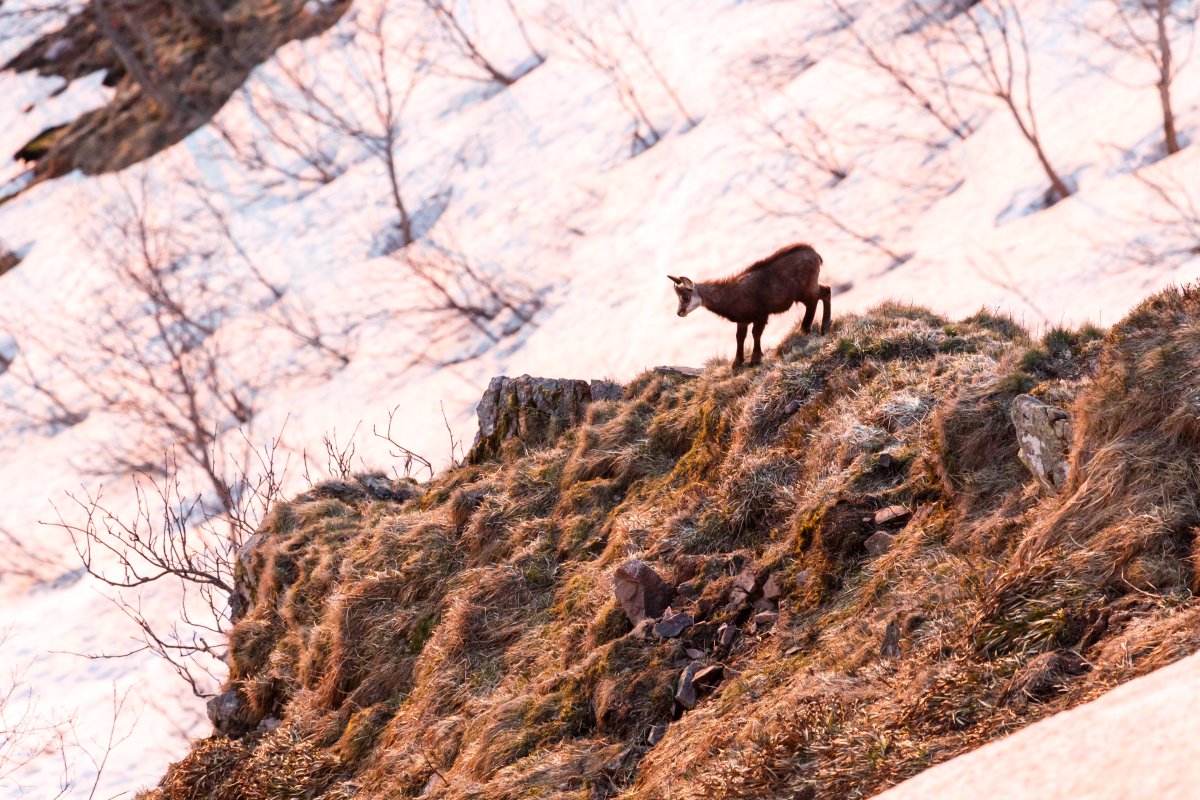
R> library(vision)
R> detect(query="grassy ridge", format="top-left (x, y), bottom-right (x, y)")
top-left (144, 285), bottom-right (1200, 799)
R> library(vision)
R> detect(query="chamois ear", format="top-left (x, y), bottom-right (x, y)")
top-left (668, 275), bottom-right (682, 285)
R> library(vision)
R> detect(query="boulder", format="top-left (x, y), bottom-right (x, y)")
top-left (469, 375), bottom-right (614, 464)
top-left (1011, 394), bottom-right (1072, 494)
top-left (613, 560), bottom-right (675, 624)
top-left (865, 530), bottom-right (895, 556)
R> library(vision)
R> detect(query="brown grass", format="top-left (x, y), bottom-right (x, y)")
top-left (148, 286), bottom-right (1200, 800)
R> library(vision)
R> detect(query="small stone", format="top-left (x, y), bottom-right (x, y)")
top-left (693, 665), bottom-right (724, 691)
top-left (718, 624), bottom-right (737, 647)
top-left (874, 505), bottom-right (911, 526)
top-left (654, 609), bottom-right (694, 639)
top-left (880, 619), bottom-right (901, 660)
top-left (753, 611), bottom-right (778, 628)
top-left (675, 661), bottom-right (703, 709)
top-left (685, 648), bottom-right (706, 660)
top-left (783, 399), bottom-right (802, 415)
top-left (256, 716), bottom-right (282, 734)
top-left (794, 570), bottom-right (811, 588)
top-left (614, 560), bottom-right (675, 623)
top-left (647, 722), bottom-right (668, 746)
top-left (751, 596), bottom-right (777, 613)
top-left (761, 573), bottom-right (782, 601)
top-left (734, 567), bottom-right (758, 594)
top-left (878, 453), bottom-right (894, 469)
top-left (727, 587), bottom-right (749, 609)
top-left (865, 531), bottom-right (895, 556)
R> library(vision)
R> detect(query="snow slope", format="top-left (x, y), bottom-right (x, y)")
top-left (875, 649), bottom-right (1200, 800)
top-left (1, 0), bottom-right (1199, 796)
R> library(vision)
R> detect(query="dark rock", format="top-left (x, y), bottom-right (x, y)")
top-left (647, 722), bottom-right (668, 746)
top-left (874, 505), bottom-right (911, 526)
top-left (676, 662), bottom-right (724, 711)
top-left (761, 573), bottom-right (782, 601)
top-left (751, 596), bottom-right (777, 613)
top-left (727, 588), bottom-right (750, 610)
top-left (468, 375), bottom-right (600, 464)
top-left (614, 560), bottom-right (675, 623)
top-left (675, 661), bottom-right (704, 709)
top-left (865, 530), bottom-right (895, 556)
top-left (880, 619), bottom-right (901, 660)
top-left (654, 609), bottom-right (694, 639)
top-left (795, 569), bottom-right (811, 588)
top-left (207, 687), bottom-right (255, 737)
top-left (783, 399), bottom-right (802, 415)
top-left (693, 664), bottom-right (724, 692)
top-left (878, 452), bottom-right (894, 469)
top-left (1012, 394), bottom-right (1072, 494)
top-left (685, 647), bottom-right (706, 660)
top-left (718, 623), bottom-right (737, 647)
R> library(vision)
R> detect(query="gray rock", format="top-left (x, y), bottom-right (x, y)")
top-left (694, 665), bottom-right (724, 692)
top-left (654, 609), bottom-right (694, 639)
top-left (589, 379), bottom-right (625, 402)
top-left (468, 375), bottom-right (599, 464)
top-left (718, 623), bottom-right (737, 647)
top-left (685, 647), bottom-right (706, 660)
top-left (613, 560), bottom-right (675, 624)
top-left (865, 530), bottom-right (895, 556)
top-left (647, 722), bottom-right (668, 746)
top-left (1012, 394), bottom-right (1072, 494)
top-left (761, 573), bottom-right (782, 601)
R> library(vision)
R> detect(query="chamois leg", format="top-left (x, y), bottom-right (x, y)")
top-left (801, 299), bottom-right (817, 334)
top-left (819, 284), bottom-right (832, 335)
top-left (750, 318), bottom-right (767, 366)
top-left (733, 322), bottom-right (748, 368)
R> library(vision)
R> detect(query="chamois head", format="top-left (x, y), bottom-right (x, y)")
top-left (669, 275), bottom-right (701, 317)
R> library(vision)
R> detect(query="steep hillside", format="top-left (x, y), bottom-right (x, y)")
top-left (141, 284), bottom-right (1200, 800)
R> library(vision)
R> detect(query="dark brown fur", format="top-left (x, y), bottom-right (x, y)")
top-left (670, 243), bottom-right (831, 367)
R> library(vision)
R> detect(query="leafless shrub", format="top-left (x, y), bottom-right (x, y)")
top-left (935, 0), bottom-right (1074, 203)
top-left (387, 238), bottom-right (543, 365)
top-left (1079, 0), bottom-right (1196, 156)
top-left (417, 0), bottom-right (543, 85)
top-left (374, 406), bottom-right (435, 480)
top-left (52, 432), bottom-right (291, 697)
top-left (829, 0), bottom-right (976, 142)
top-left (1129, 169), bottom-right (1200, 266)
top-left (547, 0), bottom-right (697, 157)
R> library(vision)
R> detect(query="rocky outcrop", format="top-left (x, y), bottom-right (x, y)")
top-left (1011, 394), bottom-right (1072, 494)
top-left (468, 375), bottom-right (623, 464)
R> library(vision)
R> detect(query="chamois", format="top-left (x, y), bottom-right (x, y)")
top-left (669, 243), bottom-right (831, 368)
